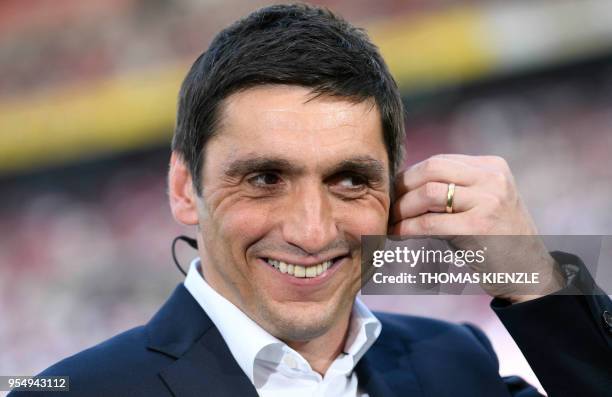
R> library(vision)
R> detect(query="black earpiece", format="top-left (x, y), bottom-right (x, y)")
top-left (171, 235), bottom-right (198, 276)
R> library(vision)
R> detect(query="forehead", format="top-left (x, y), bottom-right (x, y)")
top-left (221, 85), bottom-right (378, 132)
top-left (210, 85), bottom-right (386, 166)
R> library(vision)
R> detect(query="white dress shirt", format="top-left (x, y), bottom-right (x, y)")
top-left (184, 258), bottom-right (382, 397)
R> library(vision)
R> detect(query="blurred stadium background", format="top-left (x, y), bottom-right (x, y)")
top-left (2, 1), bottom-right (612, 395)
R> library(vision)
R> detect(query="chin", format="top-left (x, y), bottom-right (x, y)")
top-left (256, 297), bottom-right (347, 342)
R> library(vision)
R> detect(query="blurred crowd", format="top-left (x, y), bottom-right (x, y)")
top-left (0, 0), bottom-right (432, 98)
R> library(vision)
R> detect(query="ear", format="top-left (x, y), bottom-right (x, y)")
top-left (168, 152), bottom-right (199, 225)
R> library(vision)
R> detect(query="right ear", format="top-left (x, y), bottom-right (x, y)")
top-left (168, 152), bottom-right (199, 225)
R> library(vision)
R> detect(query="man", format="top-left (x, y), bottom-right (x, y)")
top-left (11, 4), bottom-right (611, 397)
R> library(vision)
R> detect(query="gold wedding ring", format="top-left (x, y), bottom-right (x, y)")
top-left (446, 183), bottom-right (455, 214)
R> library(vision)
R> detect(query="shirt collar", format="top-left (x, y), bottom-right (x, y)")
top-left (183, 257), bottom-right (381, 382)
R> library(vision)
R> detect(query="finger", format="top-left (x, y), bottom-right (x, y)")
top-left (390, 212), bottom-right (473, 237)
top-left (394, 157), bottom-right (481, 197)
top-left (435, 154), bottom-right (510, 173)
top-left (391, 182), bottom-right (477, 221)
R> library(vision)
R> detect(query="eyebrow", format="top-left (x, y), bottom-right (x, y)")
top-left (223, 154), bottom-right (386, 182)
top-left (223, 156), bottom-right (306, 178)
top-left (326, 156), bottom-right (387, 182)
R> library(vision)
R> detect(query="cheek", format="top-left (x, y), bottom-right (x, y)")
top-left (212, 197), bottom-right (278, 251)
top-left (336, 198), bottom-right (390, 238)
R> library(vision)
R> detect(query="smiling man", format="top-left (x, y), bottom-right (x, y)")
top-left (177, 85), bottom-right (388, 348)
top-left (11, 4), bottom-right (611, 397)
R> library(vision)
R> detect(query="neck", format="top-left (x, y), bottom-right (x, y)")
top-left (285, 308), bottom-right (353, 375)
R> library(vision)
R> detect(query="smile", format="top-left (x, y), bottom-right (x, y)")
top-left (264, 258), bottom-right (339, 278)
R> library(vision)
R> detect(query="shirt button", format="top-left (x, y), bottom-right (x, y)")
top-left (283, 355), bottom-right (298, 370)
top-left (603, 310), bottom-right (612, 333)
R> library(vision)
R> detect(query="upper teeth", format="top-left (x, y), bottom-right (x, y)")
top-left (266, 259), bottom-right (332, 278)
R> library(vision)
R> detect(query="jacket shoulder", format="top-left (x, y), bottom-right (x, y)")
top-left (12, 326), bottom-right (173, 397)
top-left (375, 310), bottom-right (475, 336)
top-left (374, 311), bottom-right (498, 362)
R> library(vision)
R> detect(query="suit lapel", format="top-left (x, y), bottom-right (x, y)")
top-left (355, 328), bottom-right (424, 397)
top-left (158, 325), bottom-right (258, 397)
top-left (146, 284), bottom-right (258, 397)
top-left (355, 352), bottom-right (397, 397)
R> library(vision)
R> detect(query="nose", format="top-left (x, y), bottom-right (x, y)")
top-left (281, 180), bottom-right (339, 255)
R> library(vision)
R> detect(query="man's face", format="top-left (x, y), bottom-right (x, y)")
top-left (195, 85), bottom-right (390, 341)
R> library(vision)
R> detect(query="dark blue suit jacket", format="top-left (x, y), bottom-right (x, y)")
top-left (10, 252), bottom-right (612, 396)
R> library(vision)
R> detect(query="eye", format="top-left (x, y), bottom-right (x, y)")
top-left (336, 173), bottom-right (367, 189)
top-left (247, 172), bottom-right (282, 187)
top-left (328, 173), bottom-right (369, 199)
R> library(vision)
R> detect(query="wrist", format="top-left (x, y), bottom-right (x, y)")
top-left (504, 256), bottom-right (566, 304)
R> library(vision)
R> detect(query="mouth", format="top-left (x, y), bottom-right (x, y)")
top-left (262, 256), bottom-right (346, 279)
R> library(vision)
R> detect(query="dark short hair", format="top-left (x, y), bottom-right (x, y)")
top-left (172, 3), bottom-right (405, 195)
